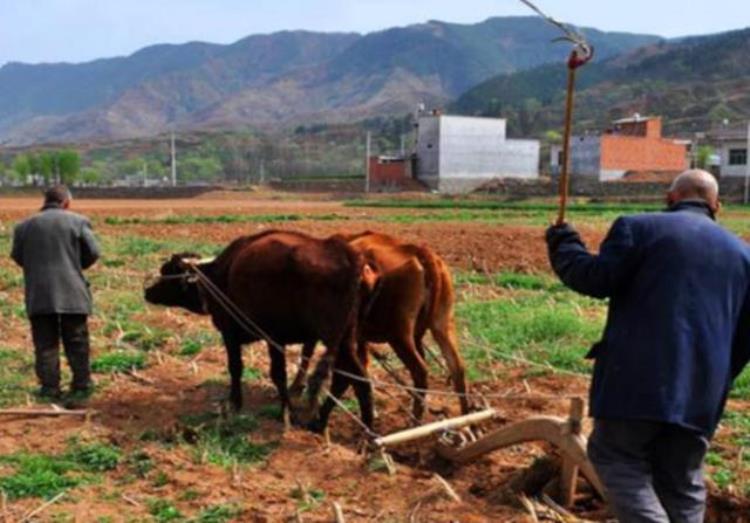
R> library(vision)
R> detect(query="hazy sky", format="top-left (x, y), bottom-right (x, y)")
top-left (1, 0), bottom-right (748, 66)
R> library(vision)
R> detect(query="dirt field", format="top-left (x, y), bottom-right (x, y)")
top-left (0, 193), bottom-right (748, 522)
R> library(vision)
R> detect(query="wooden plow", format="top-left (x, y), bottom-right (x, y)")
top-left (371, 397), bottom-right (605, 508)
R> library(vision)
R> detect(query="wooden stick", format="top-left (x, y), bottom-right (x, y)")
top-left (125, 369), bottom-right (155, 385)
top-left (21, 492), bottom-right (65, 522)
top-left (559, 397), bottom-right (586, 507)
top-left (122, 493), bottom-right (142, 508)
top-left (432, 474), bottom-right (461, 503)
top-left (331, 502), bottom-right (346, 523)
top-left (1, 490), bottom-right (8, 523)
top-left (557, 63), bottom-right (578, 226)
top-left (0, 408), bottom-right (91, 418)
top-left (374, 408), bottom-right (496, 448)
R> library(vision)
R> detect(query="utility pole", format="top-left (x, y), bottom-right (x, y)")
top-left (170, 132), bottom-right (177, 187)
top-left (744, 121), bottom-right (750, 205)
top-left (365, 131), bottom-right (371, 193)
top-left (143, 161), bottom-right (148, 187)
top-left (259, 159), bottom-right (265, 185)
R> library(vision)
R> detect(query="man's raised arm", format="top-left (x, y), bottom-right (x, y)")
top-left (546, 217), bottom-right (641, 299)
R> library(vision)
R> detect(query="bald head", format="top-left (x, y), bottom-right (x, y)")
top-left (667, 170), bottom-right (720, 213)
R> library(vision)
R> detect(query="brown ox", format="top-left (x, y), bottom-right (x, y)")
top-left (144, 230), bottom-right (377, 432)
top-left (291, 231), bottom-right (469, 419)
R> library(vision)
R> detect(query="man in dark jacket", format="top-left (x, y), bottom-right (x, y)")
top-left (11, 185), bottom-right (100, 398)
top-left (546, 170), bottom-right (750, 522)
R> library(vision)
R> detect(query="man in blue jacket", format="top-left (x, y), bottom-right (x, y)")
top-left (546, 170), bottom-right (750, 522)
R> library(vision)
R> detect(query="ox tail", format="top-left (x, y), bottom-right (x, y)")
top-left (413, 245), bottom-right (469, 414)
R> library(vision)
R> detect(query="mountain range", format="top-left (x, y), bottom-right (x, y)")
top-left (0, 17), bottom-right (659, 145)
top-left (453, 27), bottom-right (750, 136)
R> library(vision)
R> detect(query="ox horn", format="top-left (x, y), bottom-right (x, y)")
top-left (181, 256), bottom-right (216, 266)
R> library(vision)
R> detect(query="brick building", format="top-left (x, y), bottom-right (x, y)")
top-left (552, 115), bottom-right (688, 181)
top-left (368, 155), bottom-right (413, 189)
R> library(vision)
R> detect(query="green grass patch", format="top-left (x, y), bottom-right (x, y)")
top-left (115, 236), bottom-right (166, 257)
top-left (0, 453), bottom-right (84, 499)
top-left (457, 292), bottom-right (603, 376)
top-left (179, 413), bottom-right (275, 468)
top-left (192, 504), bottom-right (243, 523)
top-left (0, 347), bottom-right (33, 407)
top-left (64, 439), bottom-right (121, 472)
top-left (179, 332), bottom-right (218, 357)
top-left (91, 350), bottom-right (147, 373)
top-left (345, 198), bottom-right (662, 213)
top-left (291, 486), bottom-right (326, 513)
top-left (730, 368), bottom-right (750, 400)
top-left (0, 265), bottom-right (23, 290)
top-left (242, 367), bottom-right (263, 381)
top-left (120, 324), bottom-right (170, 352)
top-left (125, 450), bottom-right (154, 478)
top-left (148, 498), bottom-right (184, 522)
top-left (495, 272), bottom-right (564, 292)
top-left (0, 440), bottom-right (120, 499)
top-left (103, 213), bottom-right (350, 226)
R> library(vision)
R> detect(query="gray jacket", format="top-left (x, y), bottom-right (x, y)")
top-left (11, 205), bottom-right (100, 316)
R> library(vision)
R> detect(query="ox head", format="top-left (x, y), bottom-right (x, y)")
top-left (144, 252), bottom-right (210, 314)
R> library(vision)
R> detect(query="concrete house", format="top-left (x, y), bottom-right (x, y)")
top-left (415, 114), bottom-right (539, 193)
top-left (555, 115), bottom-right (688, 181)
top-left (711, 123), bottom-right (750, 178)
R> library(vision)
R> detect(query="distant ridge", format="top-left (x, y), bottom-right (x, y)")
top-left (452, 27), bottom-right (750, 136)
top-left (0, 17), bottom-right (659, 145)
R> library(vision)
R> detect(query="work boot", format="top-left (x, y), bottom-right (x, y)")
top-left (35, 386), bottom-right (63, 401)
top-left (64, 386), bottom-right (94, 409)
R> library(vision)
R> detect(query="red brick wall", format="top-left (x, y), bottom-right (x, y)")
top-left (600, 135), bottom-right (688, 172)
top-left (369, 157), bottom-right (410, 184)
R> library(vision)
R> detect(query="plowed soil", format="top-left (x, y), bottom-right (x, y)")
top-left (0, 193), bottom-right (747, 522)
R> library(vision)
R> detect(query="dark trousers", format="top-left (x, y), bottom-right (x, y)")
top-left (588, 419), bottom-right (708, 523)
top-left (30, 314), bottom-right (91, 391)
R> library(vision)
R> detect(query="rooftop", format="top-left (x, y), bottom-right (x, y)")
top-left (612, 113), bottom-right (658, 125)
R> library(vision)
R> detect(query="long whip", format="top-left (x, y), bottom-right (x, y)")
top-left (518, 0), bottom-right (594, 225)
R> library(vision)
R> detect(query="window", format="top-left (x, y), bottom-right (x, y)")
top-left (729, 148), bottom-right (747, 166)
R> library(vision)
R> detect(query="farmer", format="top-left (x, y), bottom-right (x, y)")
top-left (546, 169), bottom-right (750, 522)
top-left (10, 185), bottom-right (100, 399)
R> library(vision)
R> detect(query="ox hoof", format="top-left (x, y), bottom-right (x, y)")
top-left (306, 418), bottom-right (327, 434)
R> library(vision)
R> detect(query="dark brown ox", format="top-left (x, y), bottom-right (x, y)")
top-left (144, 229), bottom-right (377, 432)
top-left (291, 231), bottom-right (469, 419)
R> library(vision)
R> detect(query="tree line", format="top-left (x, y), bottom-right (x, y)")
top-left (4, 150), bottom-right (83, 185)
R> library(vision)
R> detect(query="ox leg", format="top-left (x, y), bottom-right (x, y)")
top-left (290, 341), bottom-right (316, 398)
top-left (347, 349), bottom-right (375, 431)
top-left (309, 359), bottom-right (352, 434)
top-left (306, 348), bottom-right (335, 420)
top-left (314, 345), bottom-right (374, 433)
top-left (222, 331), bottom-right (244, 412)
top-left (431, 321), bottom-right (470, 414)
top-left (268, 344), bottom-right (291, 429)
top-left (390, 335), bottom-right (429, 421)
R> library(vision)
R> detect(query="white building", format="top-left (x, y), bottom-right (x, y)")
top-left (712, 123), bottom-right (750, 178)
top-left (415, 114), bottom-right (539, 193)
